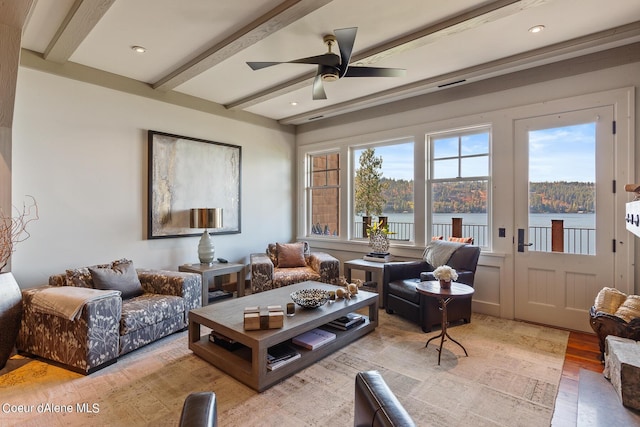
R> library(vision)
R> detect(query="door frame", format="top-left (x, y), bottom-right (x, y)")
top-left (499, 87), bottom-right (635, 321)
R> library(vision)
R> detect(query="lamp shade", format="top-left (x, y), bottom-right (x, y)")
top-left (190, 208), bottom-right (222, 229)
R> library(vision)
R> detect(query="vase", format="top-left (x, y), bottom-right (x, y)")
top-left (369, 230), bottom-right (390, 254)
top-left (439, 279), bottom-right (451, 289)
top-left (0, 272), bottom-right (23, 369)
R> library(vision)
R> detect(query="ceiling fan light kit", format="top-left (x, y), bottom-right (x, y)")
top-left (247, 27), bottom-right (405, 100)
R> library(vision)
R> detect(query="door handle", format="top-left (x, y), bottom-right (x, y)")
top-left (517, 228), bottom-right (533, 252)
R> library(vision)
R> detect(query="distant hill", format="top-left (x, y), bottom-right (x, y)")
top-left (381, 179), bottom-right (595, 214)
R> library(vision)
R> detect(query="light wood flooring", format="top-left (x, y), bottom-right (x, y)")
top-left (551, 331), bottom-right (603, 426)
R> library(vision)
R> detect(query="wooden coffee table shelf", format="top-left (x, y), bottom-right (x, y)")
top-left (188, 281), bottom-right (378, 392)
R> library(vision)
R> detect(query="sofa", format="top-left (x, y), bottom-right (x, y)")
top-left (250, 241), bottom-right (339, 293)
top-left (17, 259), bottom-right (201, 374)
top-left (354, 370), bottom-right (416, 426)
top-left (383, 240), bottom-right (480, 332)
top-left (589, 287), bottom-right (640, 360)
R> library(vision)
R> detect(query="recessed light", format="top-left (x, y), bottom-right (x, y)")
top-left (131, 45), bottom-right (147, 53)
top-left (528, 25), bottom-right (545, 34)
top-left (290, 101), bottom-right (298, 106)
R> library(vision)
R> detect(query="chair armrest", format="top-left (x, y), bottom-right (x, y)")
top-left (354, 370), bottom-right (416, 427)
top-left (137, 269), bottom-right (202, 312)
top-left (179, 392), bottom-right (217, 427)
top-left (18, 286), bottom-right (122, 373)
top-left (309, 252), bottom-right (339, 284)
top-left (384, 261), bottom-right (430, 284)
top-left (250, 253), bottom-right (274, 293)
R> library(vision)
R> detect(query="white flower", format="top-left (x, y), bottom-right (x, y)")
top-left (433, 265), bottom-right (458, 281)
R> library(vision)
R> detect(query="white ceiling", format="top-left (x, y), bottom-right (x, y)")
top-left (21, 0), bottom-right (640, 125)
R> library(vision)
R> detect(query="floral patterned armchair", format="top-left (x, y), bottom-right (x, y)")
top-left (250, 241), bottom-right (339, 294)
top-left (17, 259), bottom-right (201, 374)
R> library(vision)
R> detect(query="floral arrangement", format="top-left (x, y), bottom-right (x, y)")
top-left (432, 265), bottom-right (458, 282)
top-left (367, 220), bottom-right (394, 235)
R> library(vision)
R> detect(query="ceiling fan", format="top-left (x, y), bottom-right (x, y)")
top-left (246, 27), bottom-right (406, 100)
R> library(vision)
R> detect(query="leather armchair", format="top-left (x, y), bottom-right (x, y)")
top-left (250, 241), bottom-right (339, 294)
top-left (383, 244), bottom-right (480, 332)
top-left (179, 392), bottom-right (217, 427)
top-left (354, 370), bottom-right (415, 427)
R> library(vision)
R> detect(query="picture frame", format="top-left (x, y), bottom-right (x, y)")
top-left (147, 130), bottom-right (241, 239)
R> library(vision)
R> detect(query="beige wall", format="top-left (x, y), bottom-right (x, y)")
top-left (11, 68), bottom-right (296, 287)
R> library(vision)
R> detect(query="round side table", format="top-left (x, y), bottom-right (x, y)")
top-left (416, 281), bottom-right (475, 365)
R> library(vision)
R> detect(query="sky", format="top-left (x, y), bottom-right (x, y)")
top-left (355, 122), bottom-right (596, 182)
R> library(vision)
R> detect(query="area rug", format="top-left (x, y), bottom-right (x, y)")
top-left (0, 312), bottom-right (568, 427)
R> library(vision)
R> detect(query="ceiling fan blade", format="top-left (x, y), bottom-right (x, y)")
top-left (344, 66), bottom-right (406, 78)
top-left (289, 53), bottom-right (340, 67)
top-left (334, 27), bottom-right (357, 77)
top-left (247, 62), bottom-right (283, 70)
top-left (312, 72), bottom-right (327, 100)
top-left (247, 54), bottom-right (339, 71)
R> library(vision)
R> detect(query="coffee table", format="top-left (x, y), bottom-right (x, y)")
top-left (416, 281), bottom-right (474, 365)
top-left (188, 281), bottom-right (379, 392)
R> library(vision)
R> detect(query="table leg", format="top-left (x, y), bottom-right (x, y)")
top-left (236, 268), bottom-right (245, 297)
top-left (425, 297), bottom-right (469, 365)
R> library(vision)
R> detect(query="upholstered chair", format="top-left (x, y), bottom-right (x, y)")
top-left (589, 287), bottom-right (640, 360)
top-left (250, 241), bottom-right (339, 293)
top-left (383, 241), bottom-right (480, 332)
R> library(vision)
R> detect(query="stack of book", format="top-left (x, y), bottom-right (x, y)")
top-left (292, 328), bottom-right (336, 350)
top-left (363, 252), bottom-right (392, 262)
top-left (267, 342), bottom-right (301, 371)
top-left (326, 313), bottom-right (366, 330)
top-left (209, 331), bottom-right (244, 351)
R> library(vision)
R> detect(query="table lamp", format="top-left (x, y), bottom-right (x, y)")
top-left (190, 208), bottom-right (222, 265)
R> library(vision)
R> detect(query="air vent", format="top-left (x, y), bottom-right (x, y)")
top-left (308, 115), bottom-right (324, 121)
top-left (438, 79), bottom-right (467, 88)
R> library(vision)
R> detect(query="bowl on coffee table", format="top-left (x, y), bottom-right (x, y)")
top-left (290, 288), bottom-right (330, 308)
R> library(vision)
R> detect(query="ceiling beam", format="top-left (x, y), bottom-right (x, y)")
top-left (43, 0), bottom-right (116, 63)
top-left (152, 0), bottom-right (333, 91)
top-left (226, 0), bottom-right (548, 110)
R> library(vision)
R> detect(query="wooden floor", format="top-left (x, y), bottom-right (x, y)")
top-left (551, 330), bottom-right (603, 426)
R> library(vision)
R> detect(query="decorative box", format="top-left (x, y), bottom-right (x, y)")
top-left (243, 305), bottom-right (284, 330)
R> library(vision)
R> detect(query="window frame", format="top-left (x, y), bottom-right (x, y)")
top-left (426, 125), bottom-right (492, 248)
top-left (350, 137), bottom-right (415, 243)
top-left (306, 150), bottom-right (341, 238)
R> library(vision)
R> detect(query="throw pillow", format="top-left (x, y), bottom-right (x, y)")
top-left (614, 295), bottom-right (640, 323)
top-left (448, 236), bottom-right (473, 244)
top-left (66, 263), bottom-right (110, 288)
top-left (594, 287), bottom-right (627, 315)
top-left (276, 242), bottom-right (307, 268)
top-left (89, 260), bottom-right (143, 299)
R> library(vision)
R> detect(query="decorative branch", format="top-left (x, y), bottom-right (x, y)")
top-left (0, 196), bottom-right (39, 273)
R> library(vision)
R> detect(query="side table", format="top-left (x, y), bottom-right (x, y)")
top-left (344, 259), bottom-right (411, 308)
top-left (179, 262), bottom-right (246, 306)
top-left (416, 281), bottom-right (474, 365)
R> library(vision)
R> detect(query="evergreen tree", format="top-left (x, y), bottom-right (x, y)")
top-left (355, 148), bottom-right (387, 216)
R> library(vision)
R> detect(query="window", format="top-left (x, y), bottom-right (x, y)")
top-left (428, 127), bottom-right (490, 246)
top-left (308, 152), bottom-right (340, 236)
top-left (353, 141), bottom-right (414, 241)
